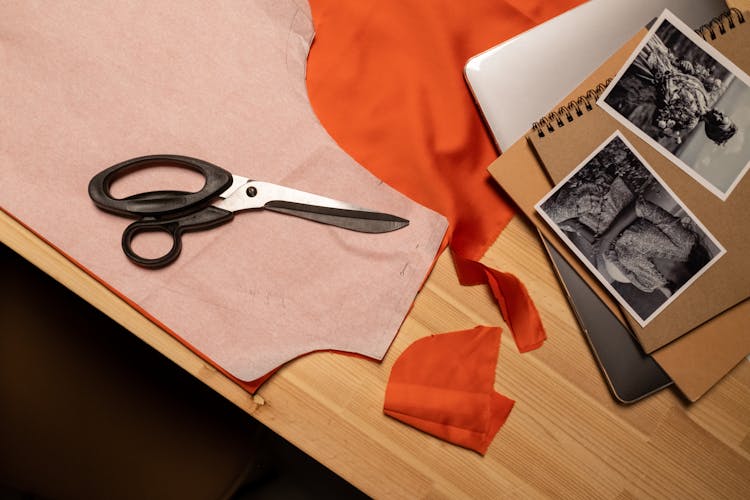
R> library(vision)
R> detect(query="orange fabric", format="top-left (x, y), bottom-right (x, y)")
top-left (306, 0), bottom-right (584, 346)
top-left (453, 252), bottom-right (546, 352)
top-left (384, 326), bottom-right (514, 455)
top-left (306, 0), bottom-right (584, 260)
top-left (308, 0), bottom-right (585, 449)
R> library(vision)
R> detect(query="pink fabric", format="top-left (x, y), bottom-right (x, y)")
top-left (0, 0), bottom-right (447, 383)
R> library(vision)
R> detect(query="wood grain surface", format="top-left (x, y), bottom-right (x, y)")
top-left (2, 209), bottom-right (748, 498)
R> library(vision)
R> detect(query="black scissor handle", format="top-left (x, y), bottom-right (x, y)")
top-left (88, 154), bottom-right (234, 218)
top-left (122, 206), bottom-right (234, 268)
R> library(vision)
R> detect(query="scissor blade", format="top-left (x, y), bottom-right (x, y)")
top-left (215, 180), bottom-right (409, 233)
top-left (219, 174), bottom-right (251, 198)
top-left (264, 201), bottom-right (409, 233)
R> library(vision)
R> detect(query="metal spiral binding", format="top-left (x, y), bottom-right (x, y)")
top-left (531, 8), bottom-right (745, 139)
top-left (531, 79), bottom-right (612, 138)
top-left (695, 7), bottom-right (745, 40)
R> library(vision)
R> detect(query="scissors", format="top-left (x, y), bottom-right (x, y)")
top-left (88, 154), bottom-right (409, 268)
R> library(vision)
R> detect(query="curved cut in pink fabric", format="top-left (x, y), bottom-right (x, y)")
top-left (306, 0), bottom-right (585, 349)
top-left (384, 326), bottom-right (515, 455)
top-left (0, 0), bottom-right (448, 390)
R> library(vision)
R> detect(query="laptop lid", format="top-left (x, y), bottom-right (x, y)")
top-left (465, 0), bottom-right (729, 151)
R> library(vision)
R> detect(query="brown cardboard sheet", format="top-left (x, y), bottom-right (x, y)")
top-left (488, 26), bottom-right (750, 401)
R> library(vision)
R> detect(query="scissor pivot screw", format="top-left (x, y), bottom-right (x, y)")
top-left (246, 186), bottom-right (258, 197)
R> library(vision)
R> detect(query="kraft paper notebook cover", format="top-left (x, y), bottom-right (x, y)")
top-left (488, 14), bottom-right (750, 401)
top-left (528, 9), bottom-right (750, 353)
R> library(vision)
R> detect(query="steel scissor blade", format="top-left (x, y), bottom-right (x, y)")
top-left (215, 180), bottom-right (409, 233)
top-left (264, 201), bottom-right (409, 233)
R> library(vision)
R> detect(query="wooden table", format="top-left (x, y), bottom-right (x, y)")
top-left (2, 207), bottom-right (749, 498)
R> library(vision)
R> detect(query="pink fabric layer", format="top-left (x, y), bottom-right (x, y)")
top-left (0, 0), bottom-right (447, 383)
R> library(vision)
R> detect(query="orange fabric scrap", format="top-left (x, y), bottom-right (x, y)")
top-left (384, 326), bottom-right (514, 455)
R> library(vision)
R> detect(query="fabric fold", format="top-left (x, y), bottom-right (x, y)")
top-left (384, 326), bottom-right (515, 455)
top-left (452, 252), bottom-right (547, 353)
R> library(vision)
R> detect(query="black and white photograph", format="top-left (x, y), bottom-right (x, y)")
top-left (535, 131), bottom-right (725, 327)
top-left (597, 9), bottom-right (750, 200)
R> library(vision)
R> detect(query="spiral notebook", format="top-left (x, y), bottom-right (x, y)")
top-left (464, 0), bottom-right (728, 151)
top-left (488, 8), bottom-right (750, 401)
top-left (529, 8), bottom-right (750, 352)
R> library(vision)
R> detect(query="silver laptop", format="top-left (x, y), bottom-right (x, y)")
top-left (465, 0), bottom-right (727, 403)
top-left (466, 0), bottom-right (728, 151)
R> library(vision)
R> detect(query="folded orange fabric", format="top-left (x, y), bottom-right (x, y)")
top-left (453, 253), bottom-right (546, 352)
top-left (306, 0), bottom-right (585, 345)
top-left (384, 326), bottom-right (514, 455)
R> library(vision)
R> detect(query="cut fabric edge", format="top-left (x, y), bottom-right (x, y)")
top-left (383, 325), bottom-right (515, 455)
top-left (452, 250), bottom-right (547, 353)
top-left (384, 392), bottom-right (514, 455)
top-left (1, 207), bottom-right (452, 394)
top-left (0, 208), bottom-right (274, 392)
